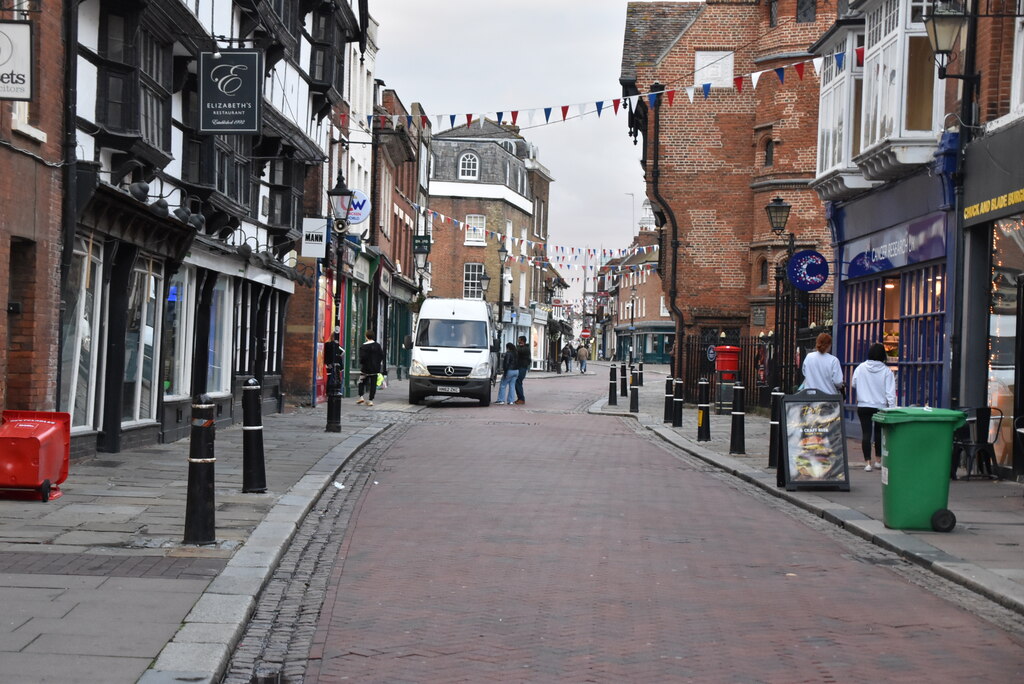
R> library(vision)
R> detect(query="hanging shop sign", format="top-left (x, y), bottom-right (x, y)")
top-left (780, 388), bottom-right (850, 491)
top-left (0, 21), bottom-right (33, 101)
top-left (301, 218), bottom-right (327, 259)
top-left (344, 189), bottom-right (371, 226)
top-left (198, 49), bottom-right (263, 134)
top-left (841, 214), bottom-right (945, 280)
top-left (786, 250), bottom-right (829, 291)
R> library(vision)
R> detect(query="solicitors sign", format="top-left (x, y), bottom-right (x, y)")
top-left (198, 49), bottom-right (263, 134)
top-left (0, 21), bottom-right (32, 101)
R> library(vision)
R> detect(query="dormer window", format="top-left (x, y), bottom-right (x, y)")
top-left (458, 152), bottom-right (479, 180)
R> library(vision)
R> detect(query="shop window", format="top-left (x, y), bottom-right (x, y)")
top-left (207, 277), bottom-right (233, 393)
top-left (989, 216), bottom-right (1024, 467)
top-left (163, 266), bottom-right (196, 399)
top-left (122, 257), bottom-right (163, 423)
top-left (59, 238), bottom-right (103, 430)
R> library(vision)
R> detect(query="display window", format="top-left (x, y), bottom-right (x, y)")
top-left (841, 262), bottom-right (946, 408)
top-left (988, 214), bottom-right (1024, 467)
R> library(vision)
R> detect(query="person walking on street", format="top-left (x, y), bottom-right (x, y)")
top-left (356, 330), bottom-right (385, 406)
top-left (561, 343), bottom-right (573, 373)
top-left (852, 342), bottom-right (897, 471)
top-left (576, 343), bottom-right (589, 374)
top-left (801, 332), bottom-right (844, 395)
top-left (496, 343), bottom-right (519, 404)
top-left (514, 335), bottom-right (531, 404)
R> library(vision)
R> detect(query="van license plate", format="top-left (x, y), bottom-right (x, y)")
top-left (437, 386), bottom-right (460, 393)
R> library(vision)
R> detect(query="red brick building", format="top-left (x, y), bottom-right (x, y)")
top-left (0, 2), bottom-right (65, 413)
top-left (620, 1), bottom-right (835, 369)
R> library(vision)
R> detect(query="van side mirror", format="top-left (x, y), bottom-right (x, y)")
top-left (403, 334), bottom-right (413, 350)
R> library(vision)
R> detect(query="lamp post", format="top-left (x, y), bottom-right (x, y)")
top-left (497, 243), bottom-right (509, 353)
top-left (629, 285), bottom-right (637, 363)
top-left (325, 173), bottom-right (353, 433)
top-left (766, 196), bottom-right (798, 394)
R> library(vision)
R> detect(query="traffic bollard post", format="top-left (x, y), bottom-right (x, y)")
top-left (768, 388), bottom-right (783, 470)
top-left (729, 384), bottom-right (745, 454)
top-left (242, 378), bottom-right (267, 493)
top-left (620, 363), bottom-right (628, 397)
top-left (664, 377), bottom-right (673, 423)
top-left (638, 361), bottom-right (644, 386)
top-left (609, 364), bottom-right (618, 406)
top-left (672, 378), bottom-right (684, 427)
top-left (630, 370), bottom-right (639, 412)
top-left (184, 394), bottom-right (216, 545)
top-left (697, 378), bottom-right (711, 442)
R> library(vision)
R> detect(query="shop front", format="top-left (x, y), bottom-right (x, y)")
top-left (962, 118), bottom-right (1024, 479)
top-left (832, 171), bottom-right (954, 436)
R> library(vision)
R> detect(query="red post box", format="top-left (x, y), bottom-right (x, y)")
top-left (0, 411), bottom-right (71, 502)
top-left (714, 345), bottom-right (741, 381)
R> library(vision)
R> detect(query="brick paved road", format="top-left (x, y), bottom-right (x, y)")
top-left (290, 377), bottom-right (1024, 681)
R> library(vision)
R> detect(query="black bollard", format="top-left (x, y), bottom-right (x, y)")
top-left (672, 378), bottom-right (684, 427)
top-left (768, 388), bottom-right (783, 470)
top-left (729, 384), bottom-right (746, 454)
top-left (242, 378), bottom-right (267, 493)
top-left (184, 395), bottom-right (216, 545)
top-left (630, 370), bottom-right (639, 413)
top-left (664, 377), bottom-right (673, 423)
top-left (697, 378), bottom-right (711, 442)
top-left (609, 364), bottom-right (618, 406)
top-left (620, 363), bottom-right (628, 397)
top-left (638, 361), bottom-right (644, 386)
top-left (325, 363), bottom-right (342, 433)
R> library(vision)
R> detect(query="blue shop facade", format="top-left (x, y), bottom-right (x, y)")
top-left (828, 147), bottom-right (959, 437)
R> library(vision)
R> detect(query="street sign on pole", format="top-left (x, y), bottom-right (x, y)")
top-left (580, 328), bottom-right (591, 339)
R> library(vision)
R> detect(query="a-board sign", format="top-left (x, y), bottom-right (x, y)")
top-left (780, 388), bottom-right (850, 491)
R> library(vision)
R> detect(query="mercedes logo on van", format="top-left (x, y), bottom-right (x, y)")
top-left (444, 366), bottom-right (455, 376)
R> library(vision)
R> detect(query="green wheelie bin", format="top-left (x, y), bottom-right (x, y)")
top-left (872, 407), bottom-right (966, 532)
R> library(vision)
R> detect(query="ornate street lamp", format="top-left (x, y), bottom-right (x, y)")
top-left (923, 1), bottom-right (971, 80)
top-left (479, 270), bottom-right (491, 300)
top-left (325, 173), bottom-right (353, 433)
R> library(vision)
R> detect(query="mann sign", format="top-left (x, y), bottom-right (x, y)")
top-left (198, 49), bottom-right (262, 134)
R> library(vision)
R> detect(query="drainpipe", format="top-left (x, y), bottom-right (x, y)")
top-left (647, 82), bottom-right (685, 377)
top-left (56, 0), bottom-right (79, 412)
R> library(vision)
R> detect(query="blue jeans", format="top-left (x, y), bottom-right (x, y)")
top-left (514, 366), bottom-right (528, 401)
top-left (497, 370), bottom-right (518, 403)
top-left (579, 359), bottom-right (587, 373)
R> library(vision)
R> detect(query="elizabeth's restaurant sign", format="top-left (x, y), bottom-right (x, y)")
top-left (0, 21), bottom-right (33, 101)
top-left (198, 49), bottom-right (262, 134)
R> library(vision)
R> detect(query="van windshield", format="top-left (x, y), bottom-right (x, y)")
top-left (415, 319), bottom-right (488, 349)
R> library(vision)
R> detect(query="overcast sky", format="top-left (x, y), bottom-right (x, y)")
top-left (370, 0), bottom-right (650, 288)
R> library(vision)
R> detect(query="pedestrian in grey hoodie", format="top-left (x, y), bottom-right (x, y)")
top-left (851, 343), bottom-right (897, 471)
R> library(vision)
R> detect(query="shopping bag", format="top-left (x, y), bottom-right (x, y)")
top-left (377, 373), bottom-right (385, 388)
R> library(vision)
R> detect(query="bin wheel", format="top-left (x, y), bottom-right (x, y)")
top-left (931, 508), bottom-right (956, 533)
top-left (40, 479), bottom-right (51, 503)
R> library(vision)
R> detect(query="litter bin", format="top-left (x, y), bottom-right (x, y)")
top-left (0, 411), bottom-right (71, 502)
top-left (873, 407), bottom-right (966, 532)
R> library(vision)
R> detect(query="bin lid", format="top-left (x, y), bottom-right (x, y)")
top-left (872, 407), bottom-right (966, 427)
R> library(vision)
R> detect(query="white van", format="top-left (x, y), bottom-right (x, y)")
top-left (408, 298), bottom-right (493, 406)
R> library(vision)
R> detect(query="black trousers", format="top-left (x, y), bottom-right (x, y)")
top-left (358, 373), bottom-right (377, 400)
top-left (857, 406), bottom-right (882, 461)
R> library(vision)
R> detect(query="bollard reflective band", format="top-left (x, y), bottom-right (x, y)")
top-left (732, 411), bottom-right (745, 416)
top-left (191, 403), bottom-right (216, 409)
top-left (242, 425), bottom-right (263, 431)
top-left (243, 385), bottom-right (260, 390)
top-left (187, 457), bottom-right (216, 463)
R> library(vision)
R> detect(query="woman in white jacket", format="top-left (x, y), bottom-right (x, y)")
top-left (851, 343), bottom-right (897, 471)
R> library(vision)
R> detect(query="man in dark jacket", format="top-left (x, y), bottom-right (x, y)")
top-left (514, 335), bottom-right (531, 404)
top-left (357, 330), bottom-right (385, 406)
